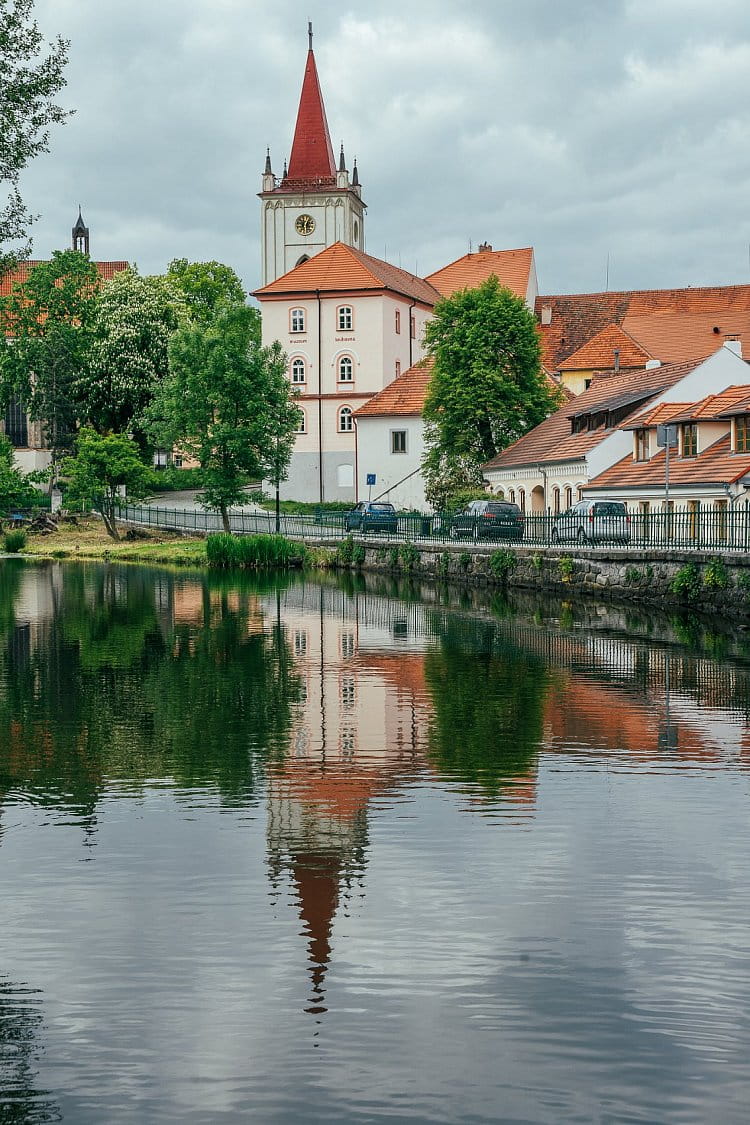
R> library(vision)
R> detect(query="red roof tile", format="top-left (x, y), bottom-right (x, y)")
top-left (558, 323), bottom-right (652, 371)
top-left (483, 358), bottom-right (702, 472)
top-left (253, 242), bottom-right (441, 306)
top-left (588, 435), bottom-right (750, 490)
top-left (355, 359), bottom-right (434, 418)
top-left (536, 285), bottom-right (750, 372)
top-left (1, 259), bottom-right (128, 297)
top-left (665, 385), bottom-right (750, 423)
top-left (284, 47), bottom-right (336, 188)
top-left (426, 247), bottom-right (533, 301)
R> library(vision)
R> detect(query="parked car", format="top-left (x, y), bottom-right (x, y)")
top-left (345, 501), bottom-right (399, 534)
top-left (447, 500), bottom-right (525, 541)
top-left (551, 499), bottom-right (631, 544)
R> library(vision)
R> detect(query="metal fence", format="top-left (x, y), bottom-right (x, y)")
top-left (112, 501), bottom-right (750, 553)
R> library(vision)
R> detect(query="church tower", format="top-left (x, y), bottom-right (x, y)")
top-left (72, 207), bottom-right (89, 254)
top-left (259, 24), bottom-right (366, 285)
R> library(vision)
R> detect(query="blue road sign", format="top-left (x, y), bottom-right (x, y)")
top-left (366, 473), bottom-right (376, 485)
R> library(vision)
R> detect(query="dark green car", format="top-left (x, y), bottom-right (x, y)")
top-left (345, 501), bottom-right (399, 534)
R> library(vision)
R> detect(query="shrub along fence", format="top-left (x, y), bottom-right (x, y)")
top-left (114, 501), bottom-right (750, 553)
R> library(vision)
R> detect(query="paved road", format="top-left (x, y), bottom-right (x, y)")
top-left (145, 489), bottom-right (267, 514)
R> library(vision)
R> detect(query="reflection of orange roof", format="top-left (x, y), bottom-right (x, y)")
top-left (355, 651), bottom-right (430, 699)
top-left (426, 247), bottom-right (534, 301)
top-left (253, 242), bottom-right (440, 306)
top-left (559, 323), bottom-right (652, 371)
top-left (588, 434), bottom-right (750, 490)
top-left (355, 359), bottom-right (434, 418)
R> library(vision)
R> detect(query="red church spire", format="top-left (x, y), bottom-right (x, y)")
top-left (284, 23), bottom-right (336, 188)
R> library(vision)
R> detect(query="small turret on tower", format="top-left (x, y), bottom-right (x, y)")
top-left (337, 143), bottom-right (349, 189)
top-left (72, 206), bottom-right (90, 254)
top-left (263, 148), bottom-right (275, 192)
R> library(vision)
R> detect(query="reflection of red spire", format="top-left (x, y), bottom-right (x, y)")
top-left (291, 852), bottom-right (343, 1011)
top-left (285, 45), bottom-right (336, 186)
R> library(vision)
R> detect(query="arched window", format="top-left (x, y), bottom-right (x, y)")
top-left (338, 305), bottom-right (353, 331)
top-left (338, 356), bottom-right (354, 382)
top-left (519, 488), bottom-right (526, 512)
top-left (339, 406), bottom-right (354, 432)
top-left (395, 309), bottom-right (401, 334)
top-left (509, 489), bottom-right (515, 503)
top-left (295, 255), bottom-right (310, 267)
top-left (290, 358), bottom-right (306, 384)
top-left (553, 486), bottom-right (560, 514)
top-left (576, 485), bottom-right (583, 501)
top-left (290, 307), bottom-right (306, 333)
top-left (296, 408), bottom-right (306, 434)
top-left (564, 485), bottom-right (573, 509)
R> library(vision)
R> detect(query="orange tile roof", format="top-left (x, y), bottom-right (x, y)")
top-left (588, 434), bottom-right (750, 490)
top-left (665, 384), bottom-right (750, 423)
top-left (426, 247), bottom-right (534, 300)
top-left (536, 284), bottom-right (750, 372)
top-left (483, 358), bottom-right (702, 472)
top-left (253, 242), bottom-right (441, 306)
top-left (1, 259), bottom-right (129, 297)
top-left (354, 358), bottom-right (434, 418)
top-left (623, 402), bottom-right (692, 430)
top-left (558, 323), bottom-right (652, 371)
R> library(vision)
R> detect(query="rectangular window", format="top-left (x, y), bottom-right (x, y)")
top-left (736, 416), bottom-right (750, 452)
top-left (4, 399), bottom-right (28, 447)
top-left (395, 309), bottom-right (401, 334)
top-left (391, 430), bottom-right (407, 454)
top-left (410, 315), bottom-right (416, 339)
top-left (635, 429), bottom-right (649, 461)
top-left (338, 306), bottom-right (353, 331)
top-left (682, 423), bottom-right (697, 457)
top-left (395, 360), bottom-right (401, 378)
top-left (290, 308), bottom-right (305, 333)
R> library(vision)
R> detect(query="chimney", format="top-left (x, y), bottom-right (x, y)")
top-left (540, 305), bottom-right (552, 326)
top-left (645, 359), bottom-right (662, 369)
top-left (478, 241), bottom-right (492, 252)
top-left (724, 335), bottom-right (743, 358)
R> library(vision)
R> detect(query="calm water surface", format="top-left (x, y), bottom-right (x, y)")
top-left (2, 559), bottom-right (750, 1123)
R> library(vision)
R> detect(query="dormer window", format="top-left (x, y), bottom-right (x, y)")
top-left (736, 416), bottom-right (750, 453)
top-left (635, 429), bottom-right (649, 461)
top-left (681, 422), bottom-right (698, 457)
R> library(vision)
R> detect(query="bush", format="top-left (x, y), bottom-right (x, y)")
top-left (704, 557), bottom-right (730, 590)
top-left (206, 533), bottom-right (302, 570)
top-left (3, 529), bottom-right (26, 553)
top-left (489, 549), bottom-right (516, 583)
top-left (146, 466), bottom-right (205, 492)
top-left (399, 542), bottom-right (419, 573)
top-left (559, 555), bottom-right (574, 580)
top-left (625, 566), bottom-right (643, 585)
top-left (670, 562), bottom-right (701, 601)
top-left (336, 535), bottom-right (354, 567)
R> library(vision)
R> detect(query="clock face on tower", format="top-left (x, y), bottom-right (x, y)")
top-left (295, 214), bottom-right (315, 236)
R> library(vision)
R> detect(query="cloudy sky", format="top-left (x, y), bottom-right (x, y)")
top-left (17, 0), bottom-right (750, 298)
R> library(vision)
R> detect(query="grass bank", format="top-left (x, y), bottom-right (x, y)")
top-left (19, 517), bottom-right (207, 567)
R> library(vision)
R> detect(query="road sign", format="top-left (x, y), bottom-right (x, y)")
top-left (366, 473), bottom-right (376, 485)
top-left (656, 424), bottom-right (678, 448)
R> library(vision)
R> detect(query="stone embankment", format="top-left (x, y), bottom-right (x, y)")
top-left (325, 539), bottom-right (750, 619)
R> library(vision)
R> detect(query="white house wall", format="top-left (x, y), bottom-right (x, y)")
top-left (356, 416), bottom-right (427, 510)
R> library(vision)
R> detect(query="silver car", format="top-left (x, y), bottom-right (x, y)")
top-left (551, 499), bottom-right (631, 545)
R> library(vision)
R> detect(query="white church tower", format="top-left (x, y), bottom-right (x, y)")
top-left (259, 23), bottom-right (366, 285)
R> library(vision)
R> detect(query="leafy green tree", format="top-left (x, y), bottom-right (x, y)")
top-left (79, 268), bottom-right (182, 437)
top-left (1, 0), bottom-right (70, 273)
top-left (62, 427), bottom-right (151, 539)
top-left (147, 304), bottom-right (300, 532)
top-left (0, 250), bottom-right (100, 477)
top-left (422, 276), bottom-right (559, 505)
top-left (166, 258), bottom-right (249, 326)
top-left (0, 433), bottom-right (41, 512)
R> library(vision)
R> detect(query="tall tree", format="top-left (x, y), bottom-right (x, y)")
top-left (0, 0), bottom-right (70, 273)
top-left (422, 277), bottom-right (559, 505)
top-left (166, 258), bottom-right (248, 326)
top-left (147, 304), bottom-right (300, 532)
top-left (79, 268), bottom-right (182, 438)
top-left (0, 250), bottom-right (100, 477)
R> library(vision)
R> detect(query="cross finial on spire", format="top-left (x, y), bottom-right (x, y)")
top-left (308, 21), bottom-right (313, 49)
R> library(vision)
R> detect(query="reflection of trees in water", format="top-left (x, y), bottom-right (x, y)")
top-left (0, 977), bottom-right (60, 1124)
top-left (0, 565), bottom-right (300, 813)
top-left (424, 617), bottom-right (547, 794)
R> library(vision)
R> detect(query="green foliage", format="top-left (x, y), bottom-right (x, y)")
top-left (62, 428), bottom-right (151, 540)
top-left (206, 533), bottom-right (302, 570)
top-left (400, 541), bottom-right (419, 572)
top-left (0, 1), bottom-right (70, 272)
top-left (558, 555), bottom-right (574, 580)
top-left (336, 534), bottom-right (354, 566)
top-left (458, 550), bottom-right (472, 573)
top-left (249, 493), bottom-right (352, 514)
top-left (670, 562), bottom-right (702, 601)
top-left (166, 259), bottom-right (249, 326)
top-left (352, 541), bottom-right (366, 566)
top-left (0, 250), bottom-right (100, 468)
top-left (422, 276), bottom-right (560, 500)
top-left (531, 553), bottom-right (543, 571)
top-left (489, 549), bottom-right (517, 583)
top-left (0, 434), bottom-right (42, 511)
top-left (147, 303), bottom-right (299, 532)
top-left (738, 570), bottom-right (750, 595)
top-left (145, 466), bottom-right (204, 492)
top-left (439, 550), bottom-right (451, 577)
top-left (423, 453), bottom-right (485, 513)
top-left (704, 557), bottom-right (730, 590)
top-left (388, 546), bottom-right (401, 570)
top-left (80, 268), bottom-right (182, 436)
top-left (3, 528), bottom-right (26, 552)
top-left (625, 566), bottom-right (643, 585)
